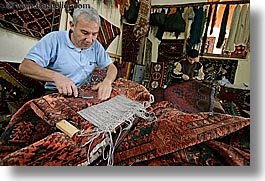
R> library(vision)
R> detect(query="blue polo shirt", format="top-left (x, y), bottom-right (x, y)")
top-left (25, 30), bottom-right (112, 90)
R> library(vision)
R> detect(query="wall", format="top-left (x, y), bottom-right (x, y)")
top-left (0, 28), bottom-right (39, 63)
top-left (234, 54), bottom-right (250, 85)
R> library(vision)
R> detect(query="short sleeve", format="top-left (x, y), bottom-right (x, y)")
top-left (94, 41), bottom-right (112, 69)
top-left (25, 32), bottom-right (58, 67)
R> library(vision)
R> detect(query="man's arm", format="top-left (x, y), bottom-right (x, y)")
top-left (19, 59), bottom-right (78, 97)
top-left (103, 63), bottom-right (118, 85)
top-left (92, 63), bottom-right (117, 100)
top-left (172, 61), bottom-right (183, 79)
top-left (195, 65), bottom-right (205, 80)
top-left (172, 61), bottom-right (190, 81)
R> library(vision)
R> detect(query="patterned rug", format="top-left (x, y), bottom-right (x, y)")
top-left (0, 78), bottom-right (250, 166)
top-left (147, 62), bottom-right (165, 90)
top-left (114, 61), bottom-right (134, 80)
top-left (164, 79), bottom-right (215, 113)
top-left (133, 0), bottom-right (151, 39)
top-left (204, 37), bottom-right (216, 54)
top-left (200, 57), bottom-right (238, 84)
top-left (0, 62), bottom-right (45, 110)
top-left (97, 17), bottom-right (120, 49)
top-left (142, 38), bottom-right (152, 87)
top-left (0, 78), bottom-right (153, 165)
top-left (219, 86), bottom-right (250, 117)
top-left (0, 0), bottom-right (61, 39)
top-left (222, 38), bottom-right (248, 58)
top-left (111, 101), bottom-right (250, 166)
top-left (122, 23), bottom-right (141, 63)
top-left (157, 39), bottom-right (184, 62)
top-left (162, 62), bottom-right (175, 87)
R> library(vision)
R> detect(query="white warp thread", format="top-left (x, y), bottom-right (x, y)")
top-left (77, 94), bottom-right (156, 166)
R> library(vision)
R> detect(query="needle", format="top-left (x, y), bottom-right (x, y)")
top-left (79, 96), bottom-right (94, 99)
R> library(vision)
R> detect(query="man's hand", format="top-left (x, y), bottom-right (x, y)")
top-left (54, 76), bottom-right (78, 97)
top-left (19, 59), bottom-right (79, 97)
top-left (91, 79), bottom-right (112, 101)
top-left (182, 74), bottom-right (190, 81)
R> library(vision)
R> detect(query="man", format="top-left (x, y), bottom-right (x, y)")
top-left (19, 7), bottom-right (117, 101)
top-left (171, 49), bottom-right (204, 82)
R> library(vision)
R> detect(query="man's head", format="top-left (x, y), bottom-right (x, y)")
top-left (70, 7), bottom-right (100, 49)
top-left (186, 49), bottom-right (199, 64)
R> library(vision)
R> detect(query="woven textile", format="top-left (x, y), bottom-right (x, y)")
top-left (133, 0), bottom-right (151, 39)
top-left (223, 39), bottom-right (248, 58)
top-left (147, 62), bottom-right (165, 90)
top-left (0, 80), bottom-right (250, 165)
top-left (149, 87), bottom-right (164, 104)
top-left (0, 78), bottom-right (153, 165)
top-left (162, 62), bottom-right (175, 87)
top-left (0, 106), bottom-right (54, 159)
top-left (204, 37), bottom-right (216, 54)
top-left (122, 23), bottom-right (140, 63)
top-left (112, 101), bottom-right (250, 166)
top-left (78, 94), bottom-right (150, 131)
top-left (157, 39), bottom-right (184, 62)
top-left (142, 38), bottom-right (152, 87)
top-left (97, 17), bottom-right (121, 49)
top-left (0, 62), bottom-right (45, 137)
top-left (0, 62), bottom-right (45, 111)
top-left (164, 79), bottom-right (215, 113)
top-left (131, 64), bottom-right (145, 84)
top-left (114, 61), bottom-right (134, 80)
top-left (219, 86), bottom-right (250, 117)
top-left (200, 57), bottom-right (238, 84)
top-left (0, 0), bottom-right (61, 39)
top-left (130, 125), bottom-right (250, 166)
top-left (230, 45), bottom-right (248, 57)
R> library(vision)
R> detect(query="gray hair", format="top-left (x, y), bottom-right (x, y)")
top-left (72, 7), bottom-right (100, 25)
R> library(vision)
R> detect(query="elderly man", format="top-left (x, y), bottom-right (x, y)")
top-left (19, 7), bottom-right (117, 100)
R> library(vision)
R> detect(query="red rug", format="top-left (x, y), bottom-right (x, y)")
top-left (0, 78), bottom-right (250, 166)
top-left (112, 101), bottom-right (250, 166)
top-left (97, 17), bottom-right (120, 49)
top-left (0, 0), bottom-right (61, 39)
top-left (122, 23), bottom-right (140, 63)
top-left (164, 79), bottom-right (215, 113)
top-left (0, 78), bottom-right (153, 165)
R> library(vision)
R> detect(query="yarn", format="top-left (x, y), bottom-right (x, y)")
top-left (77, 94), bottom-right (156, 165)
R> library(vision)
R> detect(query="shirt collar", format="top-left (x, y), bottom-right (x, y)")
top-left (65, 30), bottom-right (76, 49)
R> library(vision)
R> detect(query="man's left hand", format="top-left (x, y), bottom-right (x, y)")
top-left (91, 80), bottom-right (112, 101)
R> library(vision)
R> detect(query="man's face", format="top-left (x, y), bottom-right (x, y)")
top-left (187, 57), bottom-right (198, 64)
top-left (70, 15), bottom-right (100, 49)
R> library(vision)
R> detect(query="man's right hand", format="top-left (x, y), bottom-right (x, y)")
top-left (54, 76), bottom-right (78, 97)
top-left (19, 59), bottom-right (79, 97)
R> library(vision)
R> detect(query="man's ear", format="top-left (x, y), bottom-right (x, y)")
top-left (69, 21), bottom-right (75, 31)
